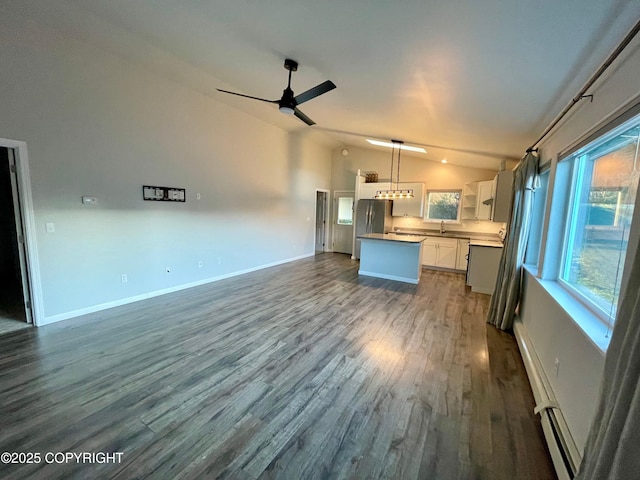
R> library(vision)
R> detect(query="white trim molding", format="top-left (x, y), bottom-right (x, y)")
top-left (0, 138), bottom-right (45, 326)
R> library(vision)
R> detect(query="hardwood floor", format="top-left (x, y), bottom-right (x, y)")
top-left (0, 253), bottom-right (556, 479)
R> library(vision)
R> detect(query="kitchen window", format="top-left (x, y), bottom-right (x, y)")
top-left (559, 117), bottom-right (640, 325)
top-left (425, 190), bottom-right (461, 222)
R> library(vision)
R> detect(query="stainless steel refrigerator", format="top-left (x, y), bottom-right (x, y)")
top-left (354, 199), bottom-right (393, 259)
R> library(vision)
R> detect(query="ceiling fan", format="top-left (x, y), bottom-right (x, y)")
top-left (216, 59), bottom-right (336, 126)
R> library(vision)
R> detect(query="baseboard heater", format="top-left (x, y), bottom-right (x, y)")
top-left (514, 319), bottom-right (580, 480)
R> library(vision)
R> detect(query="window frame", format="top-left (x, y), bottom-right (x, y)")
top-left (423, 189), bottom-right (462, 223)
top-left (556, 117), bottom-right (640, 328)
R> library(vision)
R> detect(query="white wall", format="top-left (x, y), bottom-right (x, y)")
top-left (331, 146), bottom-right (504, 233)
top-left (0, 10), bottom-right (332, 323)
top-left (519, 31), bottom-right (640, 455)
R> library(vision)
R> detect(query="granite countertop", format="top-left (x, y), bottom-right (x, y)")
top-left (469, 239), bottom-right (503, 248)
top-left (358, 233), bottom-right (428, 243)
top-left (393, 228), bottom-right (501, 242)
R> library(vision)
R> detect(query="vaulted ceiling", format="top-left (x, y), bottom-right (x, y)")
top-left (16, 1), bottom-right (640, 169)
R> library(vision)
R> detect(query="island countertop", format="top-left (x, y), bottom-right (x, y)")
top-left (358, 233), bottom-right (427, 243)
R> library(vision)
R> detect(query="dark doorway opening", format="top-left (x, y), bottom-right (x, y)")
top-left (0, 147), bottom-right (29, 334)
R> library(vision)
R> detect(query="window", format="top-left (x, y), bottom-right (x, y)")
top-left (560, 118), bottom-right (640, 324)
top-left (525, 170), bottom-right (549, 266)
top-left (336, 196), bottom-right (353, 225)
top-left (425, 190), bottom-right (461, 222)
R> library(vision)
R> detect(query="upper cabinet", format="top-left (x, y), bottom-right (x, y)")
top-left (461, 175), bottom-right (513, 222)
top-left (476, 180), bottom-right (493, 220)
top-left (491, 171), bottom-right (514, 223)
top-left (462, 180), bottom-right (492, 220)
top-left (358, 182), bottom-right (381, 200)
top-left (461, 182), bottom-right (478, 220)
top-left (392, 183), bottom-right (425, 217)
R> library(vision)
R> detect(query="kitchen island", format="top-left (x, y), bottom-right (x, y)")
top-left (357, 233), bottom-right (427, 284)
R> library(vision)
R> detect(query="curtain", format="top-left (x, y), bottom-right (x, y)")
top-left (576, 246), bottom-right (640, 479)
top-left (487, 151), bottom-right (538, 330)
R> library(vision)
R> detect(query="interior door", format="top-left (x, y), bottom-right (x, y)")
top-left (315, 191), bottom-right (327, 254)
top-left (333, 191), bottom-right (354, 254)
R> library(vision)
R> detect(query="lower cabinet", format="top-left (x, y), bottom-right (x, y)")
top-left (456, 239), bottom-right (469, 271)
top-left (466, 245), bottom-right (503, 294)
top-left (422, 237), bottom-right (458, 269)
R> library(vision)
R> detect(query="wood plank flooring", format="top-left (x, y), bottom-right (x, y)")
top-left (0, 253), bottom-right (555, 479)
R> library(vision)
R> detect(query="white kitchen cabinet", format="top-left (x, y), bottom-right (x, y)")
top-left (421, 239), bottom-right (438, 265)
top-left (359, 182), bottom-right (382, 200)
top-left (437, 240), bottom-right (458, 269)
top-left (392, 183), bottom-right (425, 217)
top-left (476, 180), bottom-right (493, 220)
top-left (461, 181), bottom-right (493, 220)
top-left (456, 239), bottom-right (470, 271)
top-left (491, 170), bottom-right (514, 222)
top-left (421, 236), bottom-right (458, 269)
top-left (461, 182), bottom-right (478, 220)
top-left (467, 244), bottom-right (503, 294)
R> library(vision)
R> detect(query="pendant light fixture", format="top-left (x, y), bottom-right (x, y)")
top-left (374, 140), bottom-right (414, 199)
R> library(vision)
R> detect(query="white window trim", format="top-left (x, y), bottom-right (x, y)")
top-left (423, 189), bottom-right (462, 223)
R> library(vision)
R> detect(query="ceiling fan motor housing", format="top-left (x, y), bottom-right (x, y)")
top-left (284, 58), bottom-right (298, 72)
top-left (279, 87), bottom-right (296, 113)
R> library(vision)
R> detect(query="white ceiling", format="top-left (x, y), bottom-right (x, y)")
top-left (17, 0), bottom-right (640, 169)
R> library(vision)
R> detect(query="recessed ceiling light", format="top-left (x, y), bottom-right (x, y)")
top-left (366, 139), bottom-right (426, 153)
top-left (441, 159), bottom-right (448, 164)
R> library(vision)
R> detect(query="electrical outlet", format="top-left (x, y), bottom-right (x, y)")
top-left (46, 222), bottom-right (55, 233)
top-left (554, 357), bottom-right (560, 377)
top-left (198, 261), bottom-right (203, 268)
top-left (166, 266), bottom-right (171, 274)
top-left (121, 274), bottom-right (128, 283)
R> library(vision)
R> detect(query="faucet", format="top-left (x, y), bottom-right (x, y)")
top-left (440, 221), bottom-right (446, 234)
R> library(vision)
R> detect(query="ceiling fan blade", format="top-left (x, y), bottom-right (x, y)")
top-left (293, 80), bottom-right (336, 105)
top-left (294, 108), bottom-right (315, 126)
top-left (216, 89), bottom-right (278, 104)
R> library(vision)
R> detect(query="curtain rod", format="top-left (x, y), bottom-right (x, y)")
top-left (526, 18), bottom-right (640, 153)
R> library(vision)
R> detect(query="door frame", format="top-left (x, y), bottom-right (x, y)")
top-left (0, 138), bottom-right (43, 326)
top-left (332, 190), bottom-right (355, 255)
top-left (314, 189), bottom-right (330, 253)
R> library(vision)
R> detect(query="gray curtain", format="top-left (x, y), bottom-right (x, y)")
top-left (487, 152), bottom-right (538, 330)
top-left (576, 246), bottom-right (640, 479)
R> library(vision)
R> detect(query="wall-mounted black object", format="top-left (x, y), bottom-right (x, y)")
top-left (143, 185), bottom-right (186, 202)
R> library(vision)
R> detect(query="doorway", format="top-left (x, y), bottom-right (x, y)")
top-left (332, 191), bottom-right (354, 254)
top-left (0, 147), bottom-right (32, 333)
top-left (315, 190), bottom-right (329, 254)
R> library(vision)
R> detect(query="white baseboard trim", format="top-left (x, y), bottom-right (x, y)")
top-left (514, 318), bottom-right (580, 480)
top-left (40, 253), bottom-right (315, 326)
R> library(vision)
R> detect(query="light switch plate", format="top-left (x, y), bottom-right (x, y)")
top-left (46, 222), bottom-right (55, 233)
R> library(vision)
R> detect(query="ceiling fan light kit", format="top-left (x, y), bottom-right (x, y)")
top-left (217, 58), bottom-right (335, 126)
